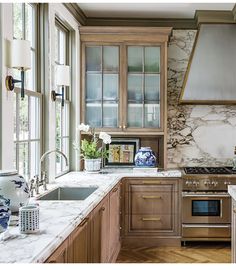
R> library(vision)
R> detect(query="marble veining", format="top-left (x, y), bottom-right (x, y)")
top-left (228, 185), bottom-right (236, 201)
top-left (167, 30), bottom-right (236, 168)
top-left (0, 170), bottom-right (181, 263)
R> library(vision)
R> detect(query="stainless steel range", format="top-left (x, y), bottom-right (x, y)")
top-left (181, 166), bottom-right (236, 242)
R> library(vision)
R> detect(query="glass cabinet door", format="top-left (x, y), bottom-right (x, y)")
top-left (85, 46), bottom-right (119, 128)
top-left (127, 46), bottom-right (161, 129)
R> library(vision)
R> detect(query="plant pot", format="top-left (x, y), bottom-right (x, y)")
top-left (84, 158), bottom-right (101, 172)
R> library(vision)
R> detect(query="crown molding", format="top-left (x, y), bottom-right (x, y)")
top-left (195, 10), bottom-right (235, 25)
top-left (63, 3), bottom-right (87, 25)
top-left (232, 4), bottom-right (236, 21)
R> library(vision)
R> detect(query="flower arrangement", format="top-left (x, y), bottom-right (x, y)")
top-left (73, 123), bottom-right (111, 160)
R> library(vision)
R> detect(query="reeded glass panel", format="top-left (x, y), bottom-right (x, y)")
top-left (30, 141), bottom-right (39, 177)
top-left (86, 104), bottom-right (102, 127)
top-left (30, 97), bottom-right (40, 139)
top-left (86, 74), bottom-right (102, 100)
top-left (103, 104), bottom-right (118, 127)
top-left (19, 96), bottom-right (29, 140)
top-left (128, 47), bottom-right (143, 72)
top-left (145, 74), bottom-right (160, 101)
top-left (103, 74), bottom-right (118, 100)
top-left (144, 104), bottom-right (160, 128)
top-left (144, 47), bottom-right (160, 72)
top-left (103, 46), bottom-right (119, 71)
top-left (127, 104), bottom-right (142, 127)
top-left (19, 142), bottom-right (29, 179)
top-left (86, 47), bottom-right (101, 71)
top-left (128, 74), bottom-right (143, 101)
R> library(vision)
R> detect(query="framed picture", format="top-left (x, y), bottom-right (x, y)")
top-left (105, 138), bottom-right (140, 167)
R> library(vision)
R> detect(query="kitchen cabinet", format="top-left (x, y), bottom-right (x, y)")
top-left (67, 216), bottom-right (90, 263)
top-left (45, 239), bottom-right (68, 263)
top-left (232, 199), bottom-right (236, 263)
top-left (45, 184), bottom-right (121, 263)
top-left (121, 178), bottom-right (181, 246)
top-left (80, 27), bottom-right (172, 133)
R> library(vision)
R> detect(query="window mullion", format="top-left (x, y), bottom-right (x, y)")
top-left (28, 96), bottom-right (31, 179)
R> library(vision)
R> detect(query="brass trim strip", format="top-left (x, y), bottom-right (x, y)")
top-left (142, 181), bottom-right (161, 184)
top-left (142, 217), bottom-right (161, 221)
top-left (142, 195), bottom-right (161, 199)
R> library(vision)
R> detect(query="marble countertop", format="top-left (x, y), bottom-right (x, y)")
top-left (0, 169), bottom-right (181, 263)
top-left (228, 185), bottom-right (236, 201)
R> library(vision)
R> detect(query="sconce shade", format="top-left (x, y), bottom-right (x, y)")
top-left (11, 39), bottom-right (31, 70)
top-left (56, 65), bottom-right (70, 86)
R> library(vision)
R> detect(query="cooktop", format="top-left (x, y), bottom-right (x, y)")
top-left (183, 166), bottom-right (236, 175)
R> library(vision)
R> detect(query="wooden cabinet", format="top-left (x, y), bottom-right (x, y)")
top-left (68, 216), bottom-right (90, 263)
top-left (121, 178), bottom-right (181, 246)
top-left (109, 184), bottom-right (121, 262)
top-left (232, 199), bottom-right (236, 263)
top-left (80, 27), bottom-right (172, 133)
top-left (45, 239), bottom-right (68, 263)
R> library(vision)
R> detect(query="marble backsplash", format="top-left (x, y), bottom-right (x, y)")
top-left (167, 30), bottom-right (236, 168)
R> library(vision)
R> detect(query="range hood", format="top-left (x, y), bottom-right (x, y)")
top-left (179, 24), bottom-right (236, 104)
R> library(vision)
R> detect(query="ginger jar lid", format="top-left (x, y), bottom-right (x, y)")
top-left (0, 170), bottom-right (18, 176)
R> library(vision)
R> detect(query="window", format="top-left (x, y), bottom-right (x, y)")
top-left (13, 3), bottom-right (41, 180)
top-left (55, 20), bottom-right (70, 176)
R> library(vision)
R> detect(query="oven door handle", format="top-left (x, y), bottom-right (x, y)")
top-left (182, 193), bottom-right (230, 198)
top-left (182, 224), bottom-right (231, 228)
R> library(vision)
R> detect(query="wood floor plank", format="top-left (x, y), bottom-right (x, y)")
top-left (116, 242), bottom-right (231, 263)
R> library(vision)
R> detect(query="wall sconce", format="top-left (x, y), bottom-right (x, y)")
top-left (5, 39), bottom-right (31, 100)
top-left (51, 65), bottom-right (70, 107)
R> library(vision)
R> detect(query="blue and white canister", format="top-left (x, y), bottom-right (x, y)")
top-left (0, 199), bottom-right (11, 233)
top-left (0, 170), bottom-right (30, 213)
top-left (134, 147), bottom-right (157, 167)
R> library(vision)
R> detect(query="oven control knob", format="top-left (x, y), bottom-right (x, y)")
top-left (185, 180), bottom-right (192, 187)
top-left (204, 181), bottom-right (211, 186)
top-left (224, 181), bottom-right (231, 185)
top-left (192, 180), bottom-right (199, 187)
top-left (211, 181), bottom-right (218, 187)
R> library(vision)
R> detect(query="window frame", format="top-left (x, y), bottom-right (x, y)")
top-left (13, 3), bottom-right (42, 180)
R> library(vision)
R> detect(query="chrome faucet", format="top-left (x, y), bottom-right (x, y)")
top-left (30, 149), bottom-right (68, 196)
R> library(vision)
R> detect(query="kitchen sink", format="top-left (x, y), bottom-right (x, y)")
top-left (38, 187), bottom-right (98, 201)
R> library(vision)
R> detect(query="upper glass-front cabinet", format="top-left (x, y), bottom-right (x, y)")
top-left (126, 46), bottom-right (161, 129)
top-left (85, 45), bottom-right (120, 129)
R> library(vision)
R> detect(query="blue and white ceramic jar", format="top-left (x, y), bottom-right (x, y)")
top-left (0, 170), bottom-right (30, 213)
top-left (134, 147), bottom-right (157, 167)
top-left (0, 200), bottom-right (11, 233)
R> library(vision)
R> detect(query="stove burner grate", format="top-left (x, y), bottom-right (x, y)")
top-left (184, 166), bottom-right (236, 175)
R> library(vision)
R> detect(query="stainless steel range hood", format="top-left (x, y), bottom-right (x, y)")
top-left (179, 24), bottom-right (236, 104)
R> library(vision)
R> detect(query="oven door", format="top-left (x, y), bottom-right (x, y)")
top-left (182, 192), bottom-right (231, 224)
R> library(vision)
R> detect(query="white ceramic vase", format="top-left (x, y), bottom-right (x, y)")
top-left (0, 170), bottom-right (30, 213)
top-left (84, 158), bottom-right (101, 172)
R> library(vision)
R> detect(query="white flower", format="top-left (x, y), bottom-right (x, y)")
top-left (77, 123), bottom-right (90, 132)
top-left (99, 132), bottom-right (111, 144)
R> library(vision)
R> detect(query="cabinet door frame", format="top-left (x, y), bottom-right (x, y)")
top-left (122, 42), bottom-right (166, 133)
top-left (81, 42), bottom-right (123, 132)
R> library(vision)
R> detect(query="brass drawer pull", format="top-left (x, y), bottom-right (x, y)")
top-left (142, 181), bottom-right (161, 184)
top-left (142, 217), bottom-right (161, 221)
top-left (79, 217), bottom-right (89, 227)
top-left (142, 195), bottom-right (161, 199)
top-left (112, 187), bottom-right (118, 192)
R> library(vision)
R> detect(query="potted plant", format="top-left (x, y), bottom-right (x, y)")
top-left (73, 123), bottom-right (111, 172)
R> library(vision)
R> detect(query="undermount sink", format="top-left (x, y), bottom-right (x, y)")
top-left (38, 187), bottom-right (98, 201)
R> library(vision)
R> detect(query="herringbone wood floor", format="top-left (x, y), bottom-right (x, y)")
top-left (116, 242), bottom-right (231, 263)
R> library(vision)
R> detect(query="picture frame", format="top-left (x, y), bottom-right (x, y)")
top-left (105, 138), bottom-right (140, 167)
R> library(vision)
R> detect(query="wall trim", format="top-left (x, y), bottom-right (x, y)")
top-left (63, 3), bottom-right (87, 25)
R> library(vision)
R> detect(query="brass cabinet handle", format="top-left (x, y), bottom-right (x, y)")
top-left (142, 181), bottom-right (161, 184)
top-left (123, 125), bottom-right (126, 129)
top-left (141, 217), bottom-right (161, 221)
top-left (142, 195), bottom-right (161, 199)
top-left (119, 125), bottom-right (122, 129)
top-left (79, 217), bottom-right (89, 227)
top-left (112, 187), bottom-right (118, 193)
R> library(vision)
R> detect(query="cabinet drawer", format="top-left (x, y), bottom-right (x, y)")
top-left (126, 192), bottom-right (173, 215)
top-left (129, 214), bottom-right (172, 231)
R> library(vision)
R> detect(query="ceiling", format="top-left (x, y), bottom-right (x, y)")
top-left (77, 3), bottom-right (235, 19)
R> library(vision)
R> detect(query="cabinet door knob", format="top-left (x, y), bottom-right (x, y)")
top-left (101, 206), bottom-right (105, 211)
top-left (119, 125), bottom-right (122, 129)
top-left (123, 125), bottom-right (126, 129)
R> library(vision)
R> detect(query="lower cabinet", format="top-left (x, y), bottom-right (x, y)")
top-left (121, 178), bottom-right (181, 246)
top-left (232, 199), bottom-right (236, 263)
top-left (45, 183), bottom-right (121, 263)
